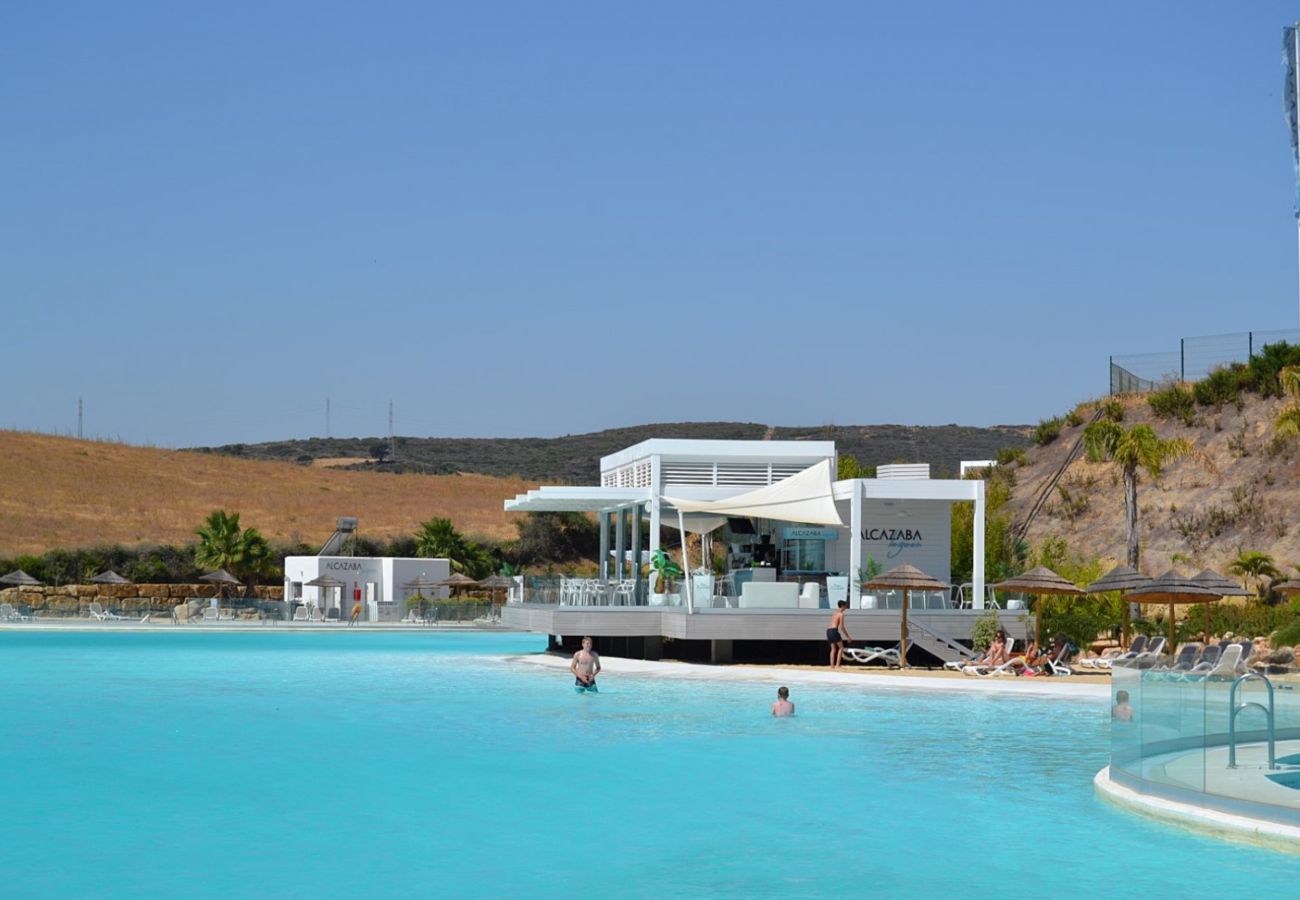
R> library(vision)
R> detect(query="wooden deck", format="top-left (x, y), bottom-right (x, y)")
top-left (502, 603), bottom-right (1030, 646)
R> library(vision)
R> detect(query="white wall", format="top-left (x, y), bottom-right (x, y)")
top-left (828, 499), bottom-right (952, 585)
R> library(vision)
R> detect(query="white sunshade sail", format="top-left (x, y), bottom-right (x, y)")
top-left (662, 459), bottom-right (843, 528)
top-left (663, 459), bottom-right (842, 612)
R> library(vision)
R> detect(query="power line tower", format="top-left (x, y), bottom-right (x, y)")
top-left (388, 400), bottom-right (396, 461)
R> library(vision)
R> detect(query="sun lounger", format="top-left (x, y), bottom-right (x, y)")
top-left (0, 603), bottom-right (30, 622)
top-left (1124, 636), bottom-right (1167, 669)
top-left (1094, 634), bottom-right (1148, 669)
top-left (843, 646), bottom-right (901, 667)
top-left (89, 601), bottom-right (133, 621)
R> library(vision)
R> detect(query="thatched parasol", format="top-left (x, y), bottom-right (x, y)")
top-left (1125, 570), bottom-right (1221, 651)
top-left (1084, 565), bottom-right (1155, 650)
top-left (0, 569), bottom-right (43, 587)
top-left (303, 574), bottom-right (345, 613)
top-left (863, 564), bottom-right (948, 668)
top-left (994, 566), bottom-right (1083, 646)
top-left (1273, 579), bottom-right (1300, 596)
top-left (401, 574), bottom-right (443, 594)
top-left (1189, 570), bottom-right (1252, 639)
top-left (479, 575), bottom-right (515, 602)
top-left (201, 568), bottom-right (243, 604)
top-left (438, 573), bottom-right (480, 597)
top-left (0, 569), bottom-right (43, 605)
top-left (88, 570), bottom-right (131, 585)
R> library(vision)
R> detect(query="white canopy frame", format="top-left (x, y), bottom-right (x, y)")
top-left (663, 460), bottom-right (843, 612)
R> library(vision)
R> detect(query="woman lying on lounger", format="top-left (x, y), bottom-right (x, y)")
top-left (962, 630), bottom-right (1010, 674)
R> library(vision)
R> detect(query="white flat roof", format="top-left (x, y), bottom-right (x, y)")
top-left (505, 486), bottom-right (651, 513)
top-left (600, 438), bottom-right (835, 472)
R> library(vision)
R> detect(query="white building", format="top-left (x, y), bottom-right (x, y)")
top-left (501, 439), bottom-right (1012, 663)
top-left (504, 438), bottom-right (986, 609)
top-left (283, 556), bottom-right (450, 623)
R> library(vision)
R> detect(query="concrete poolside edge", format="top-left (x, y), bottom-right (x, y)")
top-left (1093, 767), bottom-right (1300, 853)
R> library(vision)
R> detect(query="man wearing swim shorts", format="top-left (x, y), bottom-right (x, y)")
top-left (570, 635), bottom-right (601, 691)
top-left (827, 599), bottom-right (851, 668)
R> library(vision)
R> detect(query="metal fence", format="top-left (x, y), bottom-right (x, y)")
top-left (1110, 328), bottom-right (1299, 394)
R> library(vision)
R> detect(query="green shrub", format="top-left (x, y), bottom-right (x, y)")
top-left (1033, 417), bottom-right (1063, 446)
top-left (1148, 383), bottom-right (1196, 425)
top-left (1193, 364), bottom-right (1251, 407)
top-left (1064, 409), bottom-right (1085, 427)
top-left (970, 608), bottom-right (1002, 651)
top-left (996, 446), bottom-right (1025, 466)
top-left (1100, 399), bottom-right (1125, 422)
top-left (1247, 341), bottom-right (1300, 398)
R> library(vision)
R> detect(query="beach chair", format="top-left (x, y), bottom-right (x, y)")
top-left (1042, 642), bottom-right (1075, 677)
top-left (1202, 643), bottom-right (1245, 679)
top-left (1125, 636), bottom-right (1167, 669)
top-left (1154, 643), bottom-right (1202, 675)
top-left (843, 646), bottom-right (901, 667)
top-left (291, 604), bottom-right (309, 622)
top-left (201, 607), bottom-right (220, 621)
top-left (0, 603), bottom-right (30, 622)
top-left (217, 607), bottom-right (236, 621)
top-left (1093, 634), bottom-right (1147, 669)
top-left (89, 601), bottom-right (131, 621)
top-left (1173, 643), bottom-right (1222, 681)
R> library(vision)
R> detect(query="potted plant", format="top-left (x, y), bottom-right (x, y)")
top-left (649, 549), bottom-right (683, 593)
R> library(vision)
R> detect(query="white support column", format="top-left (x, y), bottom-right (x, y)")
top-left (599, 511), bottom-right (610, 581)
top-left (615, 507), bottom-right (626, 581)
top-left (631, 504), bottom-right (643, 599)
top-left (972, 481), bottom-right (986, 610)
top-left (680, 509), bottom-right (694, 614)
top-left (849, 480), bottom-right (863, 608)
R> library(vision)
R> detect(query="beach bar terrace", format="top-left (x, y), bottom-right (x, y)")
top-left (502, 439), bottom-right (1028, 663)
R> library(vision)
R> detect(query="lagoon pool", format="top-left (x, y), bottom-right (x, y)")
top-left (0, 631), bottom-right (1295, 898)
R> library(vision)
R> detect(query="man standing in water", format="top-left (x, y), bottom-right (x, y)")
top-left (827, 599), bottom-right (851, 668)
top-left (570, 636), bottom-right (601, 692)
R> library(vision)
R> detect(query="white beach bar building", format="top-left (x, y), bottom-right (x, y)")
top-left (283, 556), bottom-right (450, 623)
top-left (502, 439), bottom-right (1019, 664)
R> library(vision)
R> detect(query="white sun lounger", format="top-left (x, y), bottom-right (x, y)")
top-left (0, 603), bottom-right (30, 622)
top-left (843, 646), bottom-right (901, 667)
top-left (89, 601), bottom-right (133, 621)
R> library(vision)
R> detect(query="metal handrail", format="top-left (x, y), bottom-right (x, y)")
top-left (1228, 672), bottom-right (1277, 770)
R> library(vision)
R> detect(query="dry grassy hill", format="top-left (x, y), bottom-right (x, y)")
top-left (1007, 394), bottom-right (1300, 575)
top-left (0, 431), bottom-right (534, 557)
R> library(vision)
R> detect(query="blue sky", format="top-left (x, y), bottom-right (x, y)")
top-left (4, 1), bottom-right (1300, 446)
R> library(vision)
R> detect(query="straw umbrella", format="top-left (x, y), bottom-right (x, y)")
top-left (862, 563), bottom-right (948, 669)
top-left (1084, 565), bottom-right (1154, 650)
top-left (88, 570), bottom-right (131, 584)
top-left (479, 575), bottom-right (515, 603)
top-left (304, 574), bottom-right (346, 616)
top-left (1124, 570), bottom-right (1221, 651)
top-left (1191, 570), bottom-right (1252, 639)
top-left (200, 568), bottom-right (243, 609)
top-left (0, 569), bottom-right (43, 610)
top-left (437, 573), bottom-right (480, 597)
top-left (993, 566), bottom-right (1083, 647)
top-left (1273, 579), bottom-right (1300, 596)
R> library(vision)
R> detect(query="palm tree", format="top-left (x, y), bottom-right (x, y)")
top-left (1226, 549), bottom-right (1281, 597)
top-left (195, 510), bottom-right (246, 574)
top-left (195, 511), bottom-right (278, 596)
top-left (1275, 366), bottom-right (1300, 439)
top-left (1083, 422), bottom-right (1192, 570)
top-left (415, 517), bottom-right (472, 573)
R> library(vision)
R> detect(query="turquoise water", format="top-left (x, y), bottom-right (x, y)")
top-left (1, 631), bottom-right (1296, 898)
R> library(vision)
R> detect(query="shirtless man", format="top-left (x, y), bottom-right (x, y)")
top-left (771, 686), bottom-right (795, 717)
top-left (827, 600), bottom-right (851, 668)
top-left (570, 636), bottom-right (601, 692)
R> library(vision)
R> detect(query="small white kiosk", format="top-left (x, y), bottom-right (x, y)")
top-left (283, 556), bottom-right (451, 622)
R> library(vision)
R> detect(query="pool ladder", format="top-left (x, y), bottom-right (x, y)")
top-left (1228, 672), bottom-right (1277, 770)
